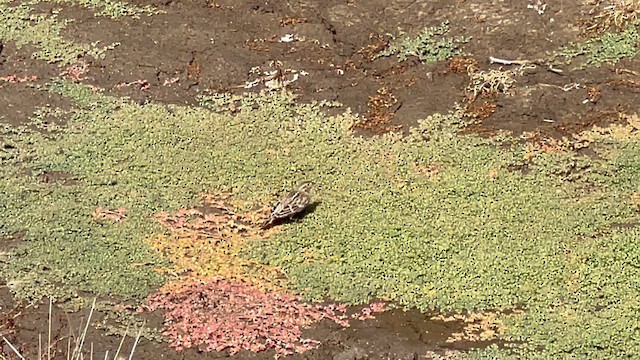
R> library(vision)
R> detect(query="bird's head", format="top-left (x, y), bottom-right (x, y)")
top-left (296, 181), bottom-right (314, 194)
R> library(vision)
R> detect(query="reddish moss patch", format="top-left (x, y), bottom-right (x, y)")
top-left (142, 278), bottom-right (350, 355)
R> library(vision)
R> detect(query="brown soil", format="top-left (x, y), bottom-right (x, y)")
top-left (0, 284), bottom-right (496, 359)
top-left (1, 0), bottom-right (639, 358)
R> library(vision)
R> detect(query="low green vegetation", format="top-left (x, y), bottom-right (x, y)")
top-left (44, 0), bottom-right (162, 18)
top-left (374, 21), bottom-right (469, 63)
top-left (1, 79), bottom-right (640, 357)
top-left (555, 25), bottom-right (639, 68)
top-left (0, 0), bottom-right (157, 65)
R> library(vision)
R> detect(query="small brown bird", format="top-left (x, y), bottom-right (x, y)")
top-left (262, 181), bottom-right (314, 229)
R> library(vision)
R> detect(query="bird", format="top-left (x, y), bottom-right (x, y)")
top-left (261, 181), bottom-right (314, 229)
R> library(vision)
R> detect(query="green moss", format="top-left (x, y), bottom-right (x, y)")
top-left (555, 26), bottom-right (639, 68)
top-left (490, 227), bottom-right (640, 359)
top-left (2, 80), bottom-right (640, 357)
top-left (0, 0), bottom-right (159, 66)
top-left (246, 117), bottom-right (634, 310)
top-left (0, 1), bottom-right (120, 65)
top-left (374, 21), bottom-right (469, 63)
top-left (1, 173), bottom-right (167, 301)
top-left (44, 0), bottom-right (163, 18)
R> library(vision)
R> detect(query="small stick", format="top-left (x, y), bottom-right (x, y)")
top-left (74, 298), bottom-right (96, 359)
top-left (489, 56), bottom-right (564, 74)
top-left (547, 65), bottom-right (564, 74)
top-left (489, 56), bottom-right (532, 65)
top-left (539, 83), bottom-right (581, 91)
top-left (616, 68), bottom-right (639, 76)
top-left (2, 336), bottom-right (26, 360)
top-left (48, 298), bottom-right (52, 360)
top-left (113, 325), bottom-right (129, 360)
top-left (128, 324), bottom-right (145, 360)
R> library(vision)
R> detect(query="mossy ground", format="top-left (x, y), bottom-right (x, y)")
top-left (1, 79), bottom-right (640, 357)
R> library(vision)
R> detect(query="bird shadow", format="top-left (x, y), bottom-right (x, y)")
top-left (286, 200), bottom-right (322, 222)
top-left (301, 200), bottom-right (321, 216)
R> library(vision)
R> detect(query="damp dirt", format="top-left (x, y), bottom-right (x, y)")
top-left (0, 288), bottom-right (508, 360)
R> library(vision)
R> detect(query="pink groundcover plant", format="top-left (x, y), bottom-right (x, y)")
top-left (142, 278), bottom-right (385, 356)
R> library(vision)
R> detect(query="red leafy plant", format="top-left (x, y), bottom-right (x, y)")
top-left (153, 192), bottom-right (268, 240)
top-left (0, 74), bottom-right (38, 83)
top-left (115, 79), bottom-right (150, 90)
top-left (59, 60), bottom-right (89, 81)
top-left (351, 302), bottom-right (387, 320)
top-left (143, 193), bottom-right (389, 355)
top-left (142, 278), bottom-right (351, 356)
